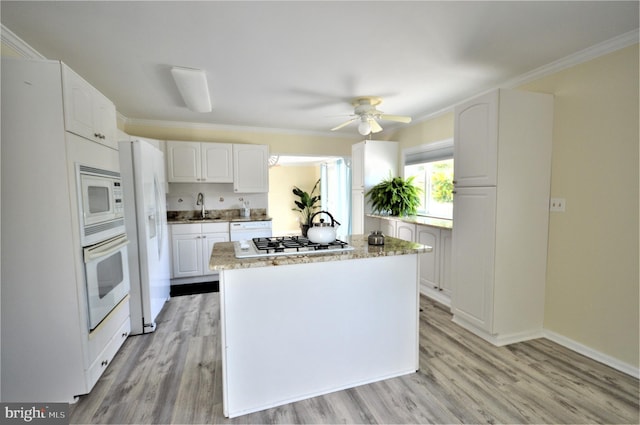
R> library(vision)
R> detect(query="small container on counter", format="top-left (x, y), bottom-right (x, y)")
top-left (368, 230), bottom-right (385, 245)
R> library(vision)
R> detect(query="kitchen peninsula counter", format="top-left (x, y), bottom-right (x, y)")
top-left (209, 234), bottom-right (430, 271)
top-left (215, 235), bottom-right (428, 418)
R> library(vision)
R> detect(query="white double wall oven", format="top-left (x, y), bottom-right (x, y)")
top-left (76, 164), bottom-right (130, 330)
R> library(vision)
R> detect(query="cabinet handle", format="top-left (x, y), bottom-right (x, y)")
top-left (122, 332), bottom-right (128, 338)
top-left (452, 180), bottom-right (457, 184)
top-left (101, 360), bottom-right (108, 367)
top-left (452, 191), bottom-right (457, 194)
top-left (94, 133), bottom-right (100, 138)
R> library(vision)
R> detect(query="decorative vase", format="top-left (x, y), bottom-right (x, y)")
top-left (301, 224), bottom-right (309, 237)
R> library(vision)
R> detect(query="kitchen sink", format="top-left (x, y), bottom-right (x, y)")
top-left (186, 217), bottom-right (223, 222)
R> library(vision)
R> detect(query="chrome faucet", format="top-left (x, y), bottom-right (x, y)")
top-left (196, 192), bottom-right (205, 218)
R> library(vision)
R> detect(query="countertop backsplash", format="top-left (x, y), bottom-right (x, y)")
top-left (165, 182), bottom-right (268, 212)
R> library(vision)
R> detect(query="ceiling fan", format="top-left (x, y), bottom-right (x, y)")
top-left (331, 96), bottom-right (412, 135)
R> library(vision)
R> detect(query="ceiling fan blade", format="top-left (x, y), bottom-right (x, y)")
top-left (369, 118), bottom-right (383, 133)
top-left (379, 114), bottom-right (412, 123)
top-left (331, 118), bottom-right (357, 131)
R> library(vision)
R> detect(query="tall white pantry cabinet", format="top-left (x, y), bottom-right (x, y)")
top-left (451, 89), bottom-right (553, 346)
top-left (351, 140), bottom-right (398, 234)
top-left (1, 58), bottom-right (129, 402)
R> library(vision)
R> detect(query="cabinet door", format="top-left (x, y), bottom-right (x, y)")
top-left (351, 142), bottom-right (364, 190)
top-left (62, 65), bottom-right (116, 148)
top-left (93, 90), bottom-right (118, 149)
top-left (381, 219), bottom-right (396, 238)
top-left (351, 189), bottom-right (364, 234)
top-left (171, 234), bottom-right (203, 277)
top-left (396, 222), bottom-right (416, 242)
top-left (62, 65), bottom-right (95, 141)
top-left (439, 229), bottom-right (453, 297)
top-left (202, 233), bottom-right (229, 275)
top-left (451, 187), bottom-right (496, 332)
top-left (202, 143), bottom-right (233, 183)
top-left (167, 141), bottom-right (201, 182)
top-left (454, 90), bottom-right (498, 187)
top-left (234, 144), bottom-right (269, 193)
top-left (417, 225), bottom-right (440, 290)
top-left (93, 93), bottom-right (117, 149)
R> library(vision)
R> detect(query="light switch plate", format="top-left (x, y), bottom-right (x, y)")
top-left (550, 198), bottom-right (566, 212)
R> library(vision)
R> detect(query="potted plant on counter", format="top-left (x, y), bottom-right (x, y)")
top-left (366, 175), bottom-right (422, 216)
top-left (292, 179), bottom-right (321, 236)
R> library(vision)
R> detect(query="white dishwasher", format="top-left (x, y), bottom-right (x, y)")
top-left (230, 221), bottom-right (273, 241)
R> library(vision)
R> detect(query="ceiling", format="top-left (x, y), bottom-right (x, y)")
top-left (2, 1), bottom-right (638, 136)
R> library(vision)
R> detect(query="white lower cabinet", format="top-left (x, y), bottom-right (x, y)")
top-left (396, 221), bottom-right (416, 242)
top-left (416, 225), bottom-right (452, 307)
top-left (451, 186), bottom-right (497, 333)
top-left (170, 223), bottom-right (230, 279)
top-left (378, 218), bottom-right (416, 242)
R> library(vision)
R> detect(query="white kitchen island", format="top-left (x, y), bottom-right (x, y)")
top-left (210, 235), bottom-right (430, 418)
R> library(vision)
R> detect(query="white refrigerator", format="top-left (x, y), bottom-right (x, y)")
top-left (119, 138), bottom-right (171, 334)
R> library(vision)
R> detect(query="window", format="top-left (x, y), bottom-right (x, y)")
top-left (403, 139), bottom-right (454, 220)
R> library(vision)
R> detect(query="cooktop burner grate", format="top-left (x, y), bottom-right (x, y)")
top-left (252, 236), bottom-right (350, 253)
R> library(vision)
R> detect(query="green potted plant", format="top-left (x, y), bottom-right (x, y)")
top-left (292, 179), bottom-right (321, 236)
top-left (366, 175), bottom-right (422, 216)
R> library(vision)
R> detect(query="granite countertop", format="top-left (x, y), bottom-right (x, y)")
top-left (209, 235), bottom-right (431, 271)
top-left (367, 214), bottom-right (453, 230)
top-left (168, 216), bottom-right (272, 224)
top-left (167, 209), bottom-right (271, 224)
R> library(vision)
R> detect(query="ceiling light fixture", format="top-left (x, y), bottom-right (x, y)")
top-left (170, 66), bottom-right (212, 112)
top-left (358, 118), bottom-right (372, 136)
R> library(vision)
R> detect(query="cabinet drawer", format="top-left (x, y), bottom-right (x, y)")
top-left (88, 296), bottom-right (130, 362)
top-left (170, 223), bottom-right (202, 235)
top-left (202, 222), bottom-right (229, 233)
top-left (86, 317), bottom-right (130, 391)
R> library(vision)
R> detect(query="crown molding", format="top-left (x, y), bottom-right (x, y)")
top-left (0, 24), bottom-right (45, 59)
top-left (410, 28), bottom-right (639, 126)
top-left (123, 117), bottom-right (361, 140)
top-left (502, 28), bottom-right (639, 90)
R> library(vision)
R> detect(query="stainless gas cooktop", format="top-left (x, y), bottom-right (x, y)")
top-left (234, 236), bottom-right (354, 258)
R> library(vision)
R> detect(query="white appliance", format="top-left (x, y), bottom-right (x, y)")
top-left (76, 164), bottom-right (126, 246)
top-left (83, 234), bottom-right (131, 329)
top-left (229, 220), bottom-right (272, 241)
top-left (234, 236), bottom-right (354, 259)
top-left (119, 138), bottom-right (171, 334)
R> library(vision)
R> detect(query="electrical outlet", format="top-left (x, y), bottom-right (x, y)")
top-left (550, 198), bottom-right (566, 212)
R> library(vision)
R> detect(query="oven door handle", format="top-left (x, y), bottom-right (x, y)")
top-left (84, 234), bottom-right (129, 263)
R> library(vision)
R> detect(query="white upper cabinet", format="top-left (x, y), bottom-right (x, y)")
top-left (453, 90), bottom-right (499, 187)
top-left (61, 64), bottom-right (117, 149)
top-left (166, 141), bottom-right (234, 183)
top-left (203, 143), bottom-right (233, 182)
top-left (233, 144), bottom-right (269, 193)
top-left (167, 141), bottom-right (201, 182)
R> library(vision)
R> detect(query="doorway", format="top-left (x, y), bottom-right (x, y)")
top-left (268, 155), bottom-right (351, 237)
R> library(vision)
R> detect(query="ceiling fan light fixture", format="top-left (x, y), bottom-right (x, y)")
top-left (170, 66), bottom-right (212, 112)
top-left (358, 119), bottom-right (372, 136)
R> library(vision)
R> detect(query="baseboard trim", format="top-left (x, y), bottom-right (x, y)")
top-left (543, 329), bottom-right (639, 379)
top-left (451, 315), bottom-right (543, 346)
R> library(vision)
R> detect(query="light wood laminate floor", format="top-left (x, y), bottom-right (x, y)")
top-left (70, 293), bottom-right (639, 424)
